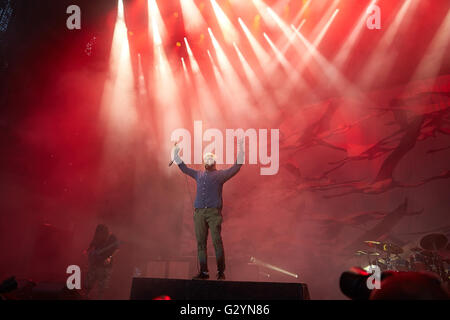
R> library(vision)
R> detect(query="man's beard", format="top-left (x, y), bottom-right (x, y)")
top-left (205, 163), bottom-right (216, 171)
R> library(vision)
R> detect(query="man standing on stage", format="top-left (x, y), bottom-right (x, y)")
top-left (173, 139), bottom-right (244, 280)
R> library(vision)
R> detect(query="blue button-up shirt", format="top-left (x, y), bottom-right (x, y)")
top-left (177, 160), bottom-right (242, 209)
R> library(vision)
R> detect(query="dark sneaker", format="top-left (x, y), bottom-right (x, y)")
top-left (192, 272), bottom-right (209, 280)
top-left (217, 272), bottom-right (226, 280)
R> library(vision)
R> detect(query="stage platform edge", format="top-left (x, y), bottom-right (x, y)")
top-left (130, 277), bottom-right (310, 300)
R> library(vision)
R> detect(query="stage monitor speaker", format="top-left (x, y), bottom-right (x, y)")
top-left (28, 282), bottom-right (82, 300)
top-left (130, 278), bottom-right (309, 300)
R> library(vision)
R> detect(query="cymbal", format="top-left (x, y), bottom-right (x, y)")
top-left (383, 243), bottom-right (403, 254)
top-left (364, 241), bottom-right (382, 251)
top-left (364, 240), bottom-right (403, 254)
top-left (420, 233), bottom-right (448, 251)
top-left (409, 247), bottom-right (433, 256)
top-left (364, 241), bottom-right (381, 246)
top-left (355, 250), bottom-right (380, 256)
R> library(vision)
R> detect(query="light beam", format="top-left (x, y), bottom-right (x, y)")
top-left (210, 0), bottom-right (239, 44)
top-left (180, 0), bottom-right (207, 34)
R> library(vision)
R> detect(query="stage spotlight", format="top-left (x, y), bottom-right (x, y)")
top-left (183, 44), bottom-right (222, 123)
top-left (308, 0), bottom-right (339, 44)
top-left (148, 0), bottom-right (167, 46)
top-left (314, 8), bottom-right (339, 48)
top-left (153, 44), bottom-right (184, 153)
top-left (334, 0), bottom-right (378, 68)
top-left (101, 0), bottom-right (136, 131)
top-left (233, 43), bottom-right (276, 117)
top-left (263, 30), bottom-right (308, 94)
top-left (208, 27), bottom-right (240, 82)
top-left (263, 32), bottom-right (290, 71)
top-left (184, 37), bottom-right (200, 73)
top-left (277, 19), bottom-right (307, 57)
top-left (291, 25), bottom-right (366, 101)
top-left (180, 57), bottom-right (193, 98)
top-left (181, 57), bottom-right (188, 78)
top-left (209, 28), bottom-right (253, 118)
top-left (292, 0), bottom-right (311, 26)
top-left (98, 0), bottom-right (138, 172)
top-left (233, 42), bottom-right (262, 95)
top-left (263, 29), bottom-right (316, 105)
top-left (238, 17), bottom-right (270, 67)
top-left (359, 0), bottom-right (420, 88)
top-left (411, 9), bottom-right (450, 81)
top-left (147, 0), bottom-right (183, 152)
top-left (210, 0), bottom-right (239, 44)
top-left (252, 0), bottom-right (276, 28)
top-left (287, 6), bottom-right (339, 73)
top-left (267, 7), bottom-right (293, 39)
top-left (279, 1), bottom-right (338, 57)
top-left (180, 0), bottom-right (207, 34)
top-left (207, 49), bottom-right (226, 91)
top-left (265, 7), bottom-right (306, 62)
top-left (207, 49), bottom-right (232, 107)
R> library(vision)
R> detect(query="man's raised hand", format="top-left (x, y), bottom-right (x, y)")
top-left (169, 142), bottom-right (181, 167)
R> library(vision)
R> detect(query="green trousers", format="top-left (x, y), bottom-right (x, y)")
top-left (194, 208), bottom-right (225, 273)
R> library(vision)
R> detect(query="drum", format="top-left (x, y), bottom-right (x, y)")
top-left (443, 259), bottom-right (450, 282)
top-left (392, 258), bottom-right (410, 271)
top-left (374, 258), bottom-right (388, 271)
top-left (429, 254), bottom-right (448, 280)
top-left (410, 251), bottom-right (431, 271)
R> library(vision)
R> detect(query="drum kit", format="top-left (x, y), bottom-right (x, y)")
top-left (355, 233), bottom-right (450, 283)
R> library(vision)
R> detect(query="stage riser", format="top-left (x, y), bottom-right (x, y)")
top-left (130, 278), bottom-right (309, 300)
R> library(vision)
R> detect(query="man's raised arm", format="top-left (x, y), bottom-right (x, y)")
top-left (173, 145), bottom-right (198, 179)
top-left (220, 138), bottom-right (244, 182)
